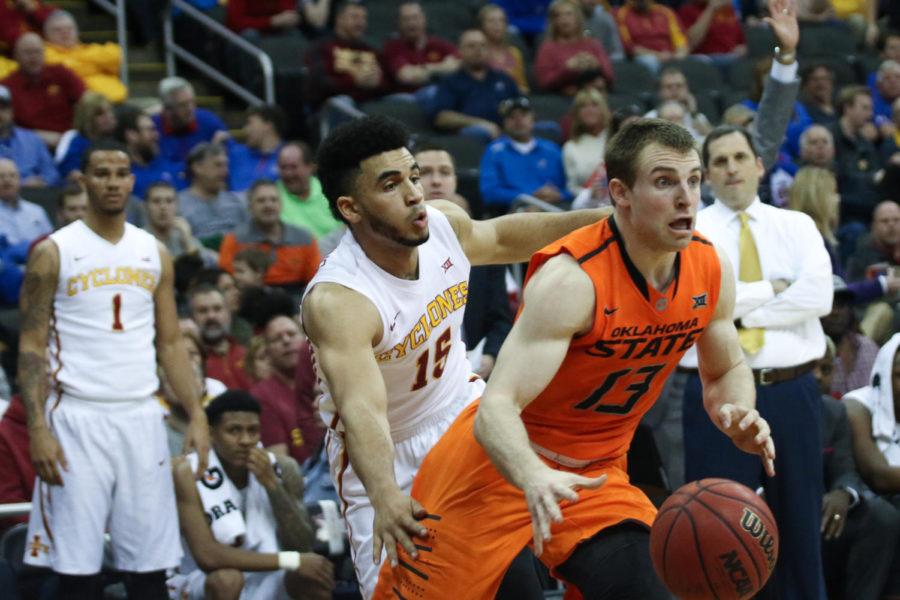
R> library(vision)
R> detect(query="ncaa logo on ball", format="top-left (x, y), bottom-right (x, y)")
top-left (740, 507), bottom-right (777, 569)
top-left (718, 550), bottom-right (752, 597)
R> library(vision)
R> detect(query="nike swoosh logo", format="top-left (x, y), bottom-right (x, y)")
top-left (603, 307), bottom-right (618, 316)
top-left (141, 257), bottom-right (152, 262)
top-left (389, 310), bottom-right (401, 331)
top-left (74, 255), bottom-right (87, 261)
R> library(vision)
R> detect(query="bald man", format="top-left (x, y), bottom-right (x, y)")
top-left (0, 32), bottom-right (85, 147)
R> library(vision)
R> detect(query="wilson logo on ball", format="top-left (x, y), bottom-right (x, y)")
top-left (740, 508), bottom-right (777, 569)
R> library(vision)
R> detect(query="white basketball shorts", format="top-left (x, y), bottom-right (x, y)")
top-left (24, 395), bottom-right (181, 574)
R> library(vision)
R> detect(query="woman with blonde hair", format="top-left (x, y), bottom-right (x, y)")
top-left (534, 0), bottom-right (614, 94)
top-left (478, 4), bottom-right (529, 92)
top-left (562, 87), bottom-right (611, 196)
top-left (55, 91), bottom-right (117, 179)
top-left (788, 166), bottom-right (840, 250)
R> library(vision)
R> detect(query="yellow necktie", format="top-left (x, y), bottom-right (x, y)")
top-left (738, 212), bottom-right (764, 354)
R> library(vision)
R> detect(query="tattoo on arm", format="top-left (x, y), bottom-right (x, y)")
top-left (267, 459), bottom-right (315, 551)
top-left (18, 243), bottom-right (58, 429)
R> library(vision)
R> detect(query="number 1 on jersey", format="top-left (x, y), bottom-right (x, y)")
top-left (112, 293), bottom-right (124, 331)
top-left (411, 329), bottom-right (452, 391)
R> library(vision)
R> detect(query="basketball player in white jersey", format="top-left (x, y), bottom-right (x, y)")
top-left (302, 116), bottom-right (610, 597)
top-left (17, 141), bottom-right (210, 600)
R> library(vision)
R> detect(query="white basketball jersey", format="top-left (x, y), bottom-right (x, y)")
top-left (48, 220), bottom-right (161, 402)
top-left (304, 206), bottom-right (476, 435)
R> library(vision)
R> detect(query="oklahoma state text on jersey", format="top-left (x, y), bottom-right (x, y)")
top-left (521, 216), bottom-right (721, 462)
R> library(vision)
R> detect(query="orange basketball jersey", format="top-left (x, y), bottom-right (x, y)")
top-left (521, 216), bottom-right (721, 462)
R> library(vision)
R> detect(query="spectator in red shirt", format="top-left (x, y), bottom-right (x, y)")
top-left (305, 1), bottom-right (389, 108)
top-left (677, 0), bottom-right (746, 61)
top-left (252, 314), bottom-right (324, 465)
top-left (1, 33), bottom-right (84, 148)
top-left (0, 0), bottom-right (55, 56)
top-left (535, 0), bottom-right (614, 95)
top-left (188, 282), bottom-right (254, 390)
top-left (0, 395), bottom-right (34, 534)
top-left (382, 1), bottom-right (460, 94)
top-left (226, 0), bottom-right (331, 37)
top-left (615, 0), bottom-right (688, 73)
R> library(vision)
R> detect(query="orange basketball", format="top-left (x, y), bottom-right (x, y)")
top-left (649, 478), bottom-right (779, 600)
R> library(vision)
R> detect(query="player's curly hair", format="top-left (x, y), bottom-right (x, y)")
top-left (316, 115), bottom-right (410, 224)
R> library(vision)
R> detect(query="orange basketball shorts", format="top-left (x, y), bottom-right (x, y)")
top-left (372, 401), bottom-right (658, 599)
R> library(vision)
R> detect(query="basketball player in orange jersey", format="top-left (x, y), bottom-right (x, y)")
top-left (373, 119), bottom-right (776, 599)
top-left (18, 141), bottom-right (209, 600)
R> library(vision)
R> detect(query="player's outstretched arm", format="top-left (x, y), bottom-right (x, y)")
top-left (696, 248), bottom-right (775, 477)
top-left (302, 284), bottom-right (427, 567)
top-left (431, 199), bottom-right (612, 266)
top-left (18, 239), bottom-right (68, 486)
top-left (154, 243), bottom-right (210, 476)
top-left (474, 255), bottom-right (607, 556)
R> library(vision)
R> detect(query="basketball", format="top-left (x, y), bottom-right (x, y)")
top-left (649, 478), bottom-right (779, 600)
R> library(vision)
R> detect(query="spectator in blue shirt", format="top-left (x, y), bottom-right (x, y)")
top-left (479, 96), bottom-right (572, 214)
top-left (228, 104), bottom-right (284, 192)
top-left (177, 142), bottom-right (248, 241)
top-left (0, 85), bottom-right (58, 187)
top-left (0, 159), bottom-right (52, 246)
top-left (153, 76), bottom-right (228, 163)
top-left (116, 107), bottom-right (187, 199)
top-left (432, 29), bottom-right (521, 142)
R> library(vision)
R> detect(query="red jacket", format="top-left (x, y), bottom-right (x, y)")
top-left (226, 0), bottom-right (296, 33)
top-left (0, 396), bottom-right (35, 533)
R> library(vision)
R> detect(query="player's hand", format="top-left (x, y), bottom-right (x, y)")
top-left (717, 404), bottom-right (776, 477)
top-left (295, 553), bottom-right (335, 599)
top-left (522, 466), bottom-right (607, 557)
top-left (820, 489), bottom-right (850, 540)
top-left (372, 490), bottom-right (428, 567)
top-left (29, 425), bottom-right (68, 486)
top-left (183, 411), bottom-right (210, 479)
top-left (247, 447), bottom-right (279, 491)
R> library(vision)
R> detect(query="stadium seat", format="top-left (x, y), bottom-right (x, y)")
top-left (361, 97), bottom-right (433, 134)
top-left (256, 34), bottom-right (310, 75)
top-left (696, 92), bottom-right (722, 124)
top-left (0, 523), bottom-right (26, 572)
top-left (721, 89), bottom-right (751, 112)
top-left (606, 92), bottom-right (648, 113)
top-left (797, 55), bottom-right (861, 88)
top-left (743, 24), bottom-right (776, 58)
top-left (611, 59), bottom-right (657, 95)
top-left (663, 57), bottom-right (725, 93)
top-left (726, 58), bottom-right (754, 93)
top-left (426, 134), bottom-right (487, 171)
top-left (529, 93), bottom-right (572, 123)
top-left (798, 23), bottom-right (858, 57)
top-left (424, 4), bottom-right (477, 43)
top-left (19, 186), bottom-right (59, 228)
top-left (365, 3), bottom-right (398, 48)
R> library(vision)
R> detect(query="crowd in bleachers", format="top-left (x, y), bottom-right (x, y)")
top-left (1, 0), bottom-right (900, 598)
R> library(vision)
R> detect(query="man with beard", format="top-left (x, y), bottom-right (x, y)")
top-left (251, 314), bottom-right (323, 465)
top-left (302, 115), bottom-right (610, 597)
top-left (189, 282), bottom-right (253, 391)
top-left (18, 141), bottom-right (209, 600)
top-left (116, 107), bottom-right (186, 199)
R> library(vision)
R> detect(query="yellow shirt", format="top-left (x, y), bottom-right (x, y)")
top-left (831, 0), bottom-right (867, 19)
top-left (45, 42), bottom-right (127, 102)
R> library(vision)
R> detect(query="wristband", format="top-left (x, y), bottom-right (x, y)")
top-left (277, 551), bottom-right (301, 571)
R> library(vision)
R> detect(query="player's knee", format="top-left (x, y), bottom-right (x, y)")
top-left (205, 569), bottom-right (245, 600)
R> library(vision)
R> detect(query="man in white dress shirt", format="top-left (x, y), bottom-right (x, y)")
top-left (680, 125), bottom-right (833, 600)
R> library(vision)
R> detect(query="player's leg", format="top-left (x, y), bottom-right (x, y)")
top-left (758, 374), bottom-right (826, 600)
top-left (556, 522), bottom-right (671, 600)
top-left (681, 372), bottom-right (762, 487)
top-left (496, 548), bottom-right (549, 600)
top-left (326, 430), bottom-right (380, 598)
top-left (373, 403), bottom-right (535, 599)
top-left (122, 571), bottom-right (169, 600)
top-left (38, 400), bottom-right (114, 579)
top-left (107, 400), bottom-right (181, 596)
top-left (57, 574), bottom-right (104, 600)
